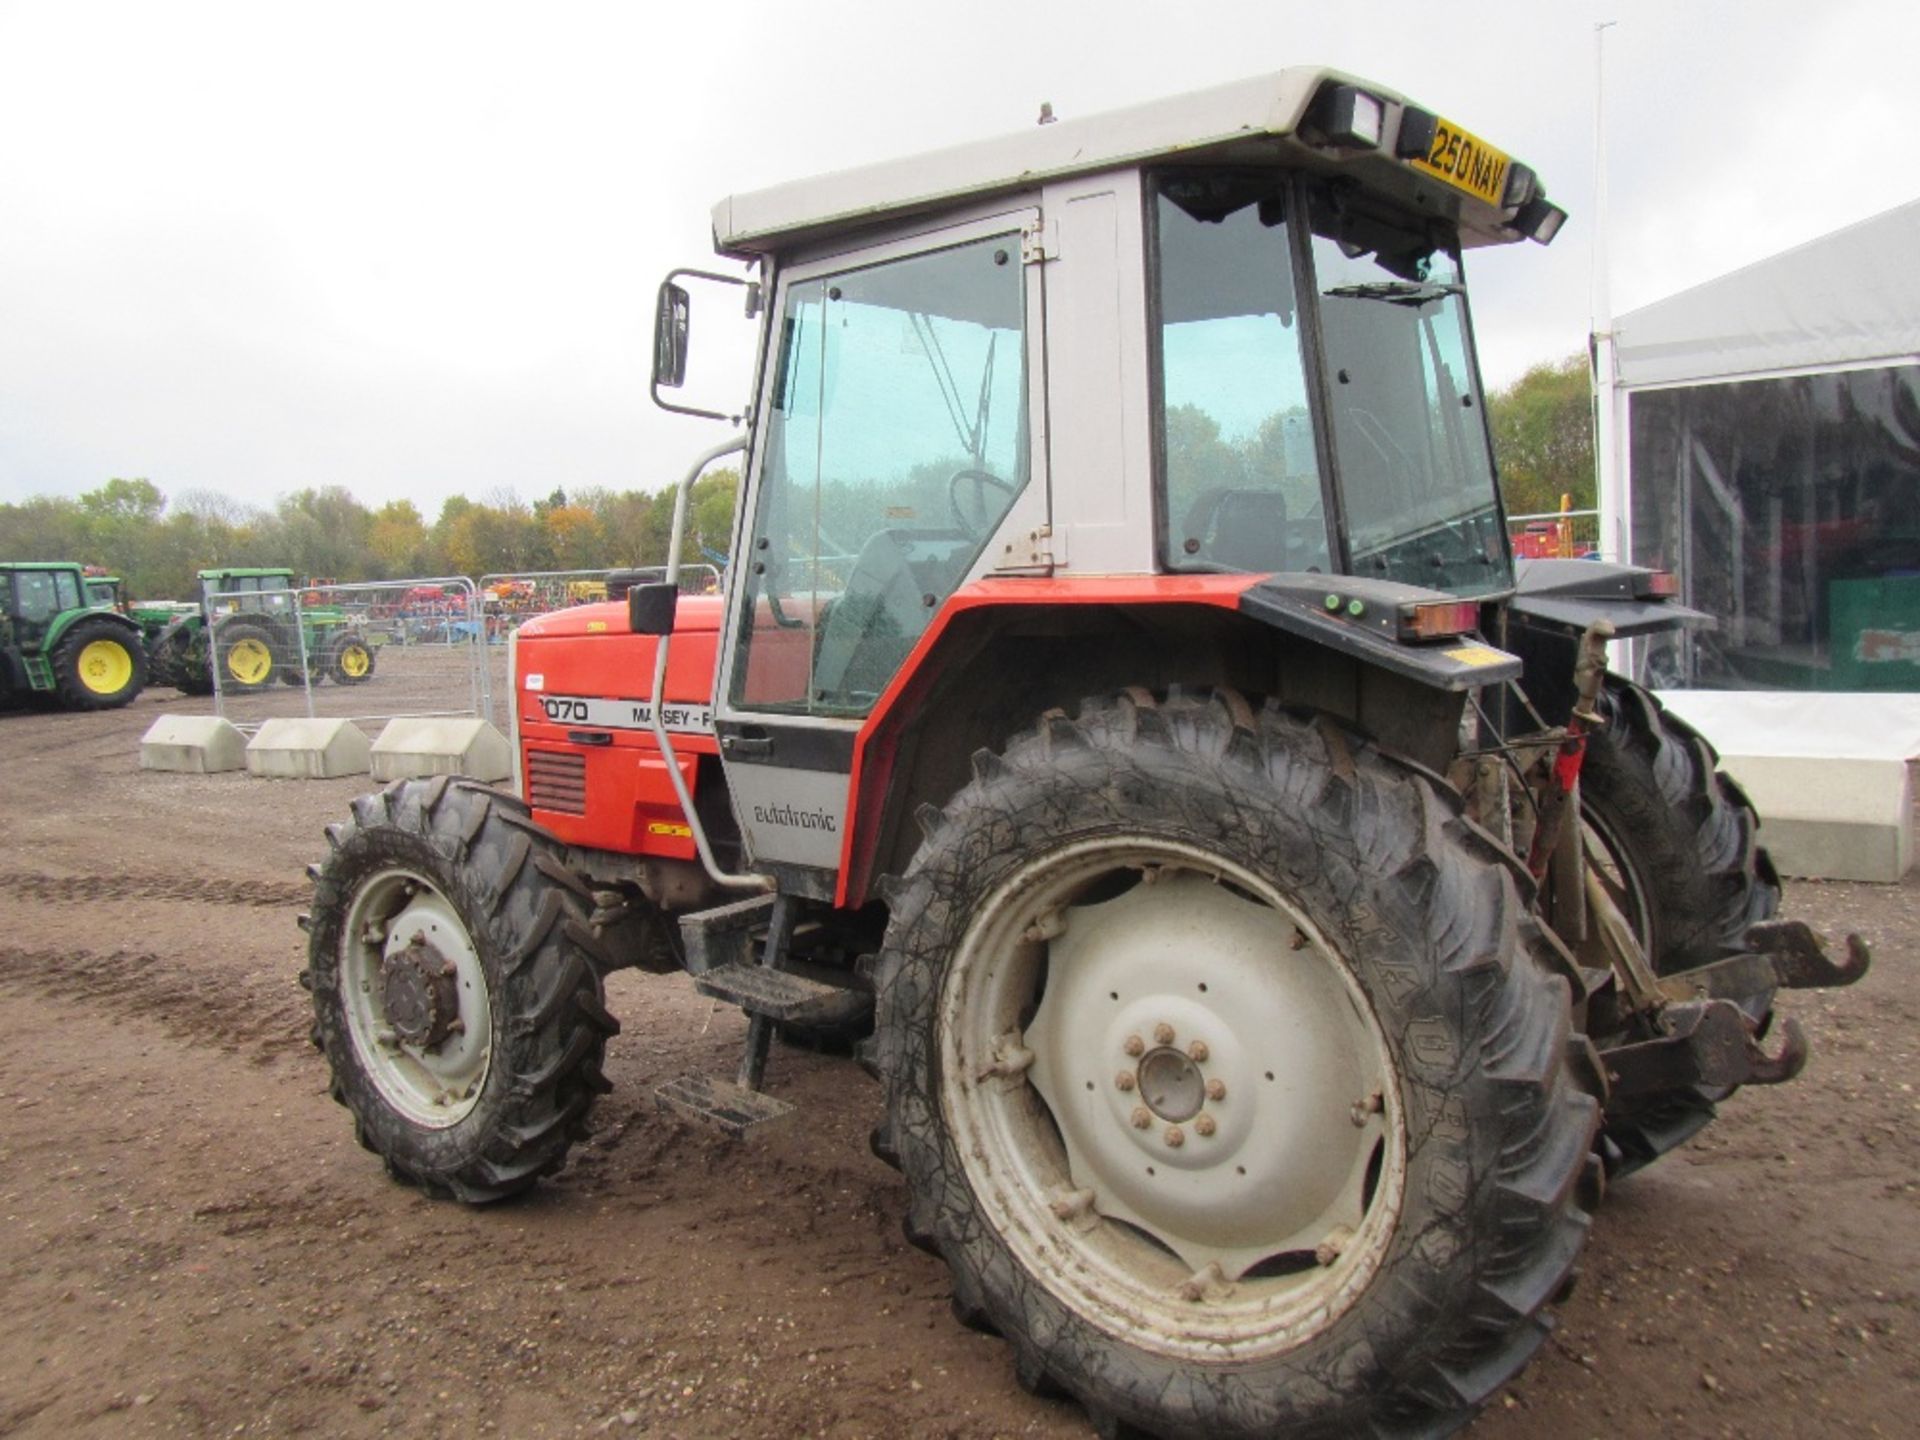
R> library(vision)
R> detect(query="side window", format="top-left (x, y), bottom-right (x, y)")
top-left (53, 571), bottom-right (81, 611)
top-left (15, 570), bottom-right (58, 622)
top-left (732, 232), bottom-right (1029, 717)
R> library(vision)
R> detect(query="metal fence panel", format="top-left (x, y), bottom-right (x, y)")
top-left (201, 577), bottom-right (490, 731)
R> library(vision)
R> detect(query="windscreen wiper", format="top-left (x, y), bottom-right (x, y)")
top-left (1324, 280), bottom-right (1460, 307)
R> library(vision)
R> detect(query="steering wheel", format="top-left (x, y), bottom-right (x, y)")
top-left (948, 468), bottom-right (1019, 538)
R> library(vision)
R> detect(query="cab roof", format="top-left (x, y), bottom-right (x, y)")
top-left (713, 66), bottom-right (1549, 260)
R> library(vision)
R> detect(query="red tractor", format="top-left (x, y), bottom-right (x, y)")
top-left (302, 68), bottom-right (1866, 1439)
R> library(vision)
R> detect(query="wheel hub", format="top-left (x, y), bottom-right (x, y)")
top-left (1136, 1046), bottom-right (1204, 1122)
top-left (380, 934), bottom-right (462, 1050)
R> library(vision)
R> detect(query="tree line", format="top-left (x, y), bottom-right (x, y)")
top-left (0, 355), bottom-right (1593, 599)
top-left (0, 473), bottom-right (741, 601)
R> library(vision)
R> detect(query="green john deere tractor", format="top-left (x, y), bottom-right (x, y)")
top-left (145, 568), bottom-right (377, 695)
top-left (0, 562), bottom-right (149, 711)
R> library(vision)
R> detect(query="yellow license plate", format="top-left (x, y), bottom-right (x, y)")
top-left (1410, 118), bottom-right (1512, 207)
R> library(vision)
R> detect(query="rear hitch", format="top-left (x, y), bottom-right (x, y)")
top-left (1657, 922), bottom-right (1872, 1008)
top-left (1602, 999), bottom-right (1809, 1100)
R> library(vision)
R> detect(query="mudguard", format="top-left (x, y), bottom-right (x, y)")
top-left (1238, 574), bottom-right (1521, 690)
top-left (1509, 557), bottom-right (1711, 638)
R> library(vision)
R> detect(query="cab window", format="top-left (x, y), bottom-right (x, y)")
top-left (1153, 174), bottom-right (1331, 575)
top-left (732, 232), bottom-right (1028, 717)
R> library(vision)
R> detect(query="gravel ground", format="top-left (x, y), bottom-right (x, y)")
top-left (0, 687), bottom-right (1913, 1438)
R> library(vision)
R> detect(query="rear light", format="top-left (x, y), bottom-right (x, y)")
top-left (1639, 570), bottom-right (1680, 598)
top-left (1398, 599), bottom-right (1480, 641)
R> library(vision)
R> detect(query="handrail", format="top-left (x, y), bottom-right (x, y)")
top-left (649, 435), bottom-right (770, 893)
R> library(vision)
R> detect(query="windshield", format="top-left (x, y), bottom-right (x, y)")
top-left (1309, 193), bottom-right (1510, 595)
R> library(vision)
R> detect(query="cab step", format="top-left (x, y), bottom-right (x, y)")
top-left (678, 893), bottom-right (778, 975)
top-left (654, 1074), bottom-right (795, 1137)
top-left (693, 962), bottom-right (870, 1027)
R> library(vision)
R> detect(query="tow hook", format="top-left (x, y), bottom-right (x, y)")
top-left (1604, 923), bottom-right (1868, 1102)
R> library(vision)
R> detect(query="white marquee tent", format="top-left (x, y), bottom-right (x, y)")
top-left (1599, 197), bottom-right (1920, 765)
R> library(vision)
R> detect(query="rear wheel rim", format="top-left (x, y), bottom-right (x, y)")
top-left (225, 637), bottom-right (272, 685)
top-left (938, 835), bottom-right (1404, 1362)
top-left (339, 867), bottom-right (493, 1127)
top-left (76, 638), bottom-right (133, 694)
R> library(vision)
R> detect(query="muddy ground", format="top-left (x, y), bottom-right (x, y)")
top-left (0, 689), bottom-right (1914, 1439)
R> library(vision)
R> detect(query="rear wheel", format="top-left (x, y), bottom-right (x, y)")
top-left (874, 693), bottom-right (1599, 1439)
top-left (53, 617), bottom-right (147, 710)
top-left (215, 618), bottom-right (278, 693)
top-left (1580, 676), bottom-right (1781, 1176)
top-left (302, 777), bottom-right (618, 1202)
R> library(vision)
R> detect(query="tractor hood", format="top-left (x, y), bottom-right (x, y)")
top-left (516, 594), bottom-right (727, 640)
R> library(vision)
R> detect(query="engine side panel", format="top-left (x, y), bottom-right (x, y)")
top-left (512, 600), bottom-right (723, 860)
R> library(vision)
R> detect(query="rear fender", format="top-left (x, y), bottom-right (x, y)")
top-left (837, 577), bottom-right (1484, 907)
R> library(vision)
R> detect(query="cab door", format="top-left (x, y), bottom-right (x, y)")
top-left (715, 207), bottom-right (1048, 891)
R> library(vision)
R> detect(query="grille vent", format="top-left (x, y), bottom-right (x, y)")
top-left (526, 748), bottom-right (587, 816)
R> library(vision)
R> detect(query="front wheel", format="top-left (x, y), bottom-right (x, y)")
top-left (302, 777), bottom-right (618, 1202)
top-left (874, 693), bottom-right (1600, 1439)
top-left (328, 630), bottom-right (377, 685)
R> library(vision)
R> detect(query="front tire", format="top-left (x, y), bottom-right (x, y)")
top-left (53, 617), bottom-right (147, 710)
top-left (874, 692), bottom-right (1599, 1439)
top-left (328, 630), bottom-right (377, 685)
top-left (302, 777), bottom-right (618, 1202)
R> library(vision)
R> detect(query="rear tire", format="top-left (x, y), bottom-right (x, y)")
top-left (302, 777), bottom-right (618, 1202)
top-left (215, 618), bottom-right (278, 693)
top-left (1581, 676), bottom-right (1779, 972)
top-left (874, 692), bottom-right (1599, 1439)
top-left (52, 617), bottom-right (147, 710)
top-left (1580, 676), bottom-right (1782, 1177)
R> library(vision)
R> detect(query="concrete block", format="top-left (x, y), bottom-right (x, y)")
top-left (245, 717), bottom-right (371, 779)
top-left (139, 715), bottom-right (247, 774)
top-left (1718, 753), bottom-right (1913, 883)
top-left (369, 717), bottom-right (511, 784)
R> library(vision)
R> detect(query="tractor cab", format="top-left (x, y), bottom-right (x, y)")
top-left (200, 567), bottom-right (298, 616)
top-left (647, 68), bottom-right (1565, 882)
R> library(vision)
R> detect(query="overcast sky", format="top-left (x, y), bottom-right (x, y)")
top-left (4, 0), bottom-right (1917, 516)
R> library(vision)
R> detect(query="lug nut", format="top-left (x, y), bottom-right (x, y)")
top-left (1194, 1114), bottom-right (1217, 1137)
top-left (1188, 1040), bottom-right (1209, 1062)
top-left (1153, 1023), bottom-right (1175, 1046)
top-left (1123, 1034), bottom-right (1145, 1057)
top-left (1130, 1107), bottom-right (1152, 1130)
top-left (1164, 1126), bottom-right (1185, 1148)
top-left (1205, 1078), bottom-right (1227, 1102)
top-left (1115, 1071), bottom-right (1136, 1092)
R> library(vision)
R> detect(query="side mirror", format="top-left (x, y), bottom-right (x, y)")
top-left (628, 581), bottom-right (679, 636)
top-left (654, 282), bottom-right (691, 389)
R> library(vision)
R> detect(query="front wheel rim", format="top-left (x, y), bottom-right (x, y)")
top-left (339, 867), bottom-right (493, 1127)
top-left (938, 836), bottom-right (1405, 1363)
top-left (338, 643), bottom-right (370, 677)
